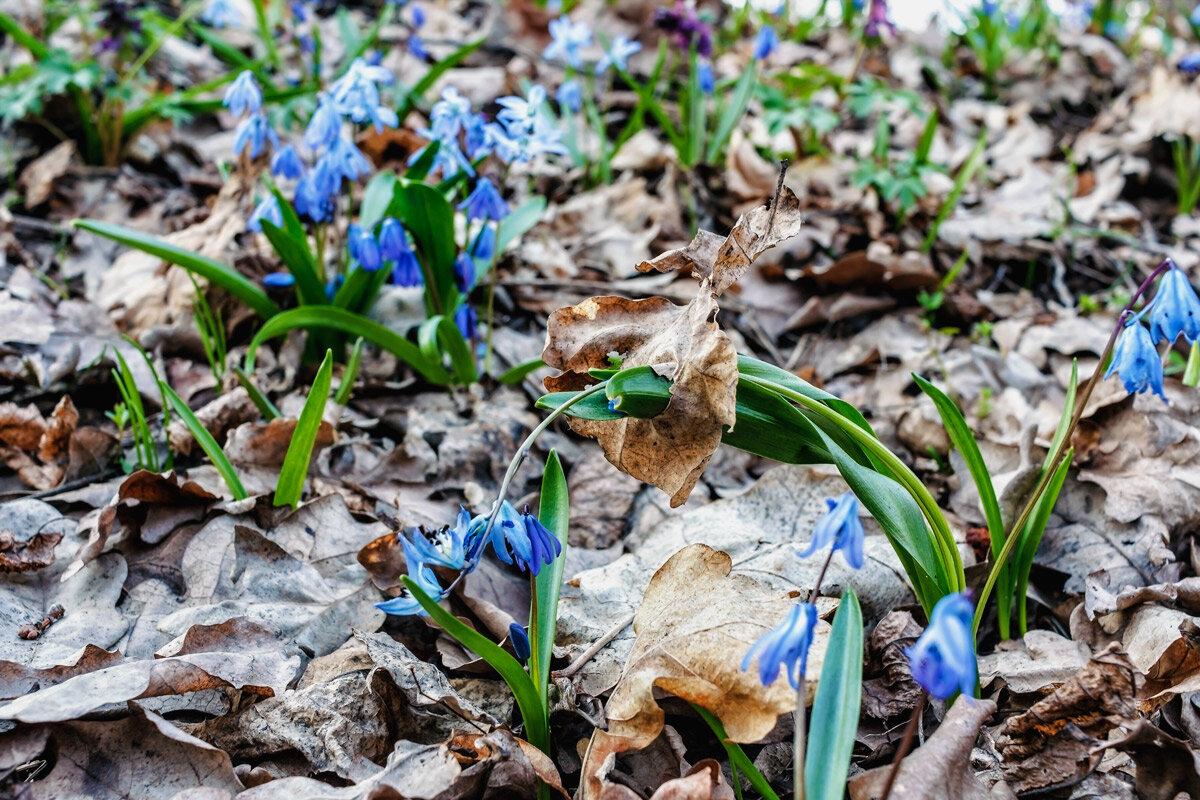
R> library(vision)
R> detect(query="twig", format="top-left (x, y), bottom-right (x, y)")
top-left (554, 612), bottom-right (635, 679)
top-left (879, 690), bottom-right (927, 800)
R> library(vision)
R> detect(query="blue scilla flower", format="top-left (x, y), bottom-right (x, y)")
top-left (496, 85), bottom-right (548, 131)
top-left (247, 194), bottom-right (283, 233)
top-left (556, 80), bottom-right (582, 113)
top-left (509, 623), bottom-right (531, 663)
top-left (798, 491), bottom-right (865, 569)
top-left (263, 271), bottom-right (295, 288)
top-left (476, 502), bottom-right (561, 575)
top-left (289, 0), bottom-right (307, 22)
top-left (378, 217), bottom-right (407, 261)
top-left (305, 96), bottom-right (343, 151)
top-left (392, 249), bottom-right (423, 287)
top-left (697, 61), bottom-right (715, 94)
top-left (1148, 263), bottom-right (1200, 345)
top-left (463, 113), bottom-right (491, 160)
top-left (454, 253), bottom-right (476, 292)
top-left (455, 302), bottom-right (477, 339)
top-left (330, 58), bottom-right (398, 131)
top-left (1105, 321), bottom-right (1166, 401)
top-left (428, 86), bottom-right (473, 140)
top-left (428, 138), bottom-right (476, 179)
top-left (741, 602), bottom-right (818, 689)
top-left (543, 15), bottom-right (593, 69)
top-left (471, 225), bottom-right (496, 262)
top-left (376, 538), bottom-right (445, 616)
top-left (324, 136), bottom-right (372, 183)
top-left (753, 25), bottom-right (779, 60)
top-left (233, 113), bottom-right (277, 158)
top-left (294, 172), bottom-right (332, 222)
top-left (459, 177), bottom-right (508, 222)
top-left (596, 34), bottom-right (642, 74)
top-left (411, 3), bottom-right (426, 26)
top-left (408, 34), bottom-right (428, 60)
top-left (223, 71), bottom-right (261, 117)
top-left (202, 0), bottom-right (240, 28)
top-left (354, 227), bottom-right (383, 271)
top-left (405, 510), bottom-right (469, 570)
top-left (1191, 4), bottom-right (1200, 26)
top-left (271, 144), bottom-right (305, 179)
top-left (905, 592), bottom-right (976, 700)
top-left (1181, 52), bottom-right (1200, 75)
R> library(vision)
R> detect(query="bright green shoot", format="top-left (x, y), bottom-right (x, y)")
top-left (190, 275), bottom-right (228, 388)
top-left (275, 349), bottom-right (334, 510)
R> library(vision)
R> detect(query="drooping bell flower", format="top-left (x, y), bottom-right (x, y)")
top-left (798, 491), bottom-right (865, 569)
top-left (1148, 262), bottom-right (1200, 345)
top-left (741, 602), bottom-right (818, 689)
top-left (1104, 321), bottom-right (1166, 401)
top-left (904, 592), bottom-right (976, 700)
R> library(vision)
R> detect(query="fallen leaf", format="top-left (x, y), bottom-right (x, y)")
top-left (224, 418), bottom-right (336, 467)
top-left (0, 530), bottom-right (63, 573)
top-left (848, 697), bottom-right (1009, 800)
top-left (1098, 718), bottom-right (1200, 800)
top-left (18, 140), bottom-right (77, 208)
top-left (978, 630), bottom-right (1092, 695)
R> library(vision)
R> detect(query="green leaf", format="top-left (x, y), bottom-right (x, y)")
top-left (418, 315), bottom-right (478, 385)
top-left (494, 197), bottom-right (547, 257)
top-left (332, 264), bottom-right (391, 316)
top-left (335, 338), bottom-right (365, 406)
top-left (259, 217), bottom-right (326, 308)
top-left (535, 391), bottom-right (624, 421)
top-left (496, 358), bottom-right (545, 385)
top-left (387, 183), bottom-right (458, 316)
top-left (706, 65), bottom-right (757, 164)
top-left (532, 451), bottom-right (568, 706)
top-left (162, 383), bottom-right (247, 500)
top-left (723, 379), bottom-right (830, 465)
top-left (359, 172), bottom-right (398, 230)
top-left (691, 705), bottom-right (781, 800)
top-left (1014, 450), bottom-right (1071, 635)
top-left (401, 576), bottom-right (550, 753)
top-left (244, 306), bottom-right (451, 385)
top-left (235, 368), bottom-right (281, 420)
top-left (275, 349), bottom-right (333, 510)
top-left (805, 589), bottom-right (863, 800)
top-left (606, 366), bottom-right (671, 418)
top-left (73, 220), bottom-right (280, 320)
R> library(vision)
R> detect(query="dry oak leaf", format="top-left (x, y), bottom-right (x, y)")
top-left (0, 529), bottom-right (63, 573)
top-left (848, 697), bottom-right (1010, 800)
top-left (580, 544), bottom-right (830, 799)
top-left (543, 293), bottom-right (737, 507)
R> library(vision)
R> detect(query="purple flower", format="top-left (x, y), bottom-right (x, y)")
top-left (223, 71), bottom-right (262, 117)
top-left (1148, 262), bottom-right (1200, 345)
top-left (905, 592), bottom-right (976, 700)
top-left (1105, 321), bottom-right (1166, 401)
top-left (458, 177), bottom-right (508, 222)
top-left (864, 0), bottom-right (895, 38)
top-left (654, 1), bottom-right (712, 58)
top-left (741, 603), bottom-right (818, 689)
top-left (247, 194), bottom-right (283, 232)
top-left (798, 491), bottom-right (865, 569)
top-left (271, 144), bottom-right (305, 179)
top-left (233, 112), bottom-right (277, 158)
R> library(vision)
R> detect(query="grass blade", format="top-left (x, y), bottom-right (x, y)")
top-left (161, 384), bottom-right (247, 500)
top-left (531, 451), bottom-right (568, 705)
top-left (274, 349), bottom-right (333, 510)
top-left (692, 704), bottom-right (781, 800)
top-left (334, 338), bottom-right (365, 406)
top-left (805, 589), bottom-right (863, 800)
top-left (235, 368), bottom-right (281, 420)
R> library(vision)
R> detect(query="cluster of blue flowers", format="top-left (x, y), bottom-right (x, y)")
top-left (1105, 260), bottom-right (1200, 402)
top-left (224, 71), bottom-right (278, 163)
top-left (743, 492), bottom-right (977, 703)
top-left (376, 501), bottom-right (562, 616)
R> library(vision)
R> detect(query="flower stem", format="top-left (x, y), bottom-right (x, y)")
top-left (879, 689), bottom-right (927, 800)
top-left (794, 675), bottom-right (806, 800)
top-left (971, 258), bottom-right (1174, 632)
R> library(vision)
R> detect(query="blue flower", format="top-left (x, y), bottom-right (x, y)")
top-left (509, 623), bottom-right (531, 663)
top-left (753, 26), bottom-right (779, 60)
top-left (696, 61), bottom-right (715, 94)
top-left (463, 113), bottom-right (491, 160)
top-left (294, 172), bottom-right (332, 222)
top-left (247, 194), bottom-right (283, 232)
top-left (741, 602), bottom-right (818, 689)
top-left (426, 138), bottom-right (475, 179)
top-left (454, 302), bottom-right (477, 339)
top-left (556, 80), bottom-right (582, 113)
top-left (408, 35), bottom-right (428, 60)
top-left (478, 502), bottom-right (562, 575)
top-left (375, 538), bottom-right (445, 616)
top-left (271, 144), bottom-right (305, 179)
top-left (1191, 4), bottom-right (1200, 26)
top-left (305, 96), bottom-right (343, 151)
top-left (223, 71), bottom-right (262, 117)
top-left (496, 85), bottom-right (548, 131)
top-left (905, 592), bottom-right (976, 700)
top-left (1148, 263), bottom-right (1200, 345)
top-left (348, 224), bottom-right (383, 271)
top-left (543, 15), bottom-right (593, 69)
top-left (330, 58), bottom-right (398, 131)
top-left (263, 271), bottom-right (295, 288)
top-left (289, 0), bottom-right (307, 22)
top-left (798, 491), bottom-right (865, 569)
top-left (1181, 51), bottom-right (1200, 75)
top-left (233, 112), bottom-right (277, 158)
top-left (1105, 321), bottom-right (1166, 401)
top-left (323, 136), bottom-right (371, 183)
top-left (454, 253), bottom-right (476, 292)
top-left (596, 34), bottom-right (641, 74)
top-left (411, 3), bottom-right (426, 27)
top-left (405, 510), bottom-right (469, 570)
top-left (378, 217), bottom-right (408, 261)
top-left (392, 249), bottom-right (423, 287)
top-left (470, 225), bottom-right (496, 262)
top-left (458, 177), bottom-right (508, 222)
top-left (202, 0), bottom-right (240, 28)
top-left (427, 86), bottom-right (473, 140)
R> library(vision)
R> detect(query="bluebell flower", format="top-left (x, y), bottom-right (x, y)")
top-left (798, 491), bottom-right (865, 569)
top-left (425, 138), bottom-right (475, 179)
top-left (411, 3), bottom-right (426, 26)
top-left (352, 226), bottom-right (383, 271)
top-left (247, 194), bottom-right (283, 232)
top-left (697, 61), bottom-right (715, 94)
top-left (905, 592), bottom-right (976, 700)
top-left (483, 122), bottom-right (521, 164)
top-left (271, 144), bottom-right (305, 179)
top-left (471, 225), bottom-right (496, 262)
top-left (392, 248), bottom-right (423, 287)
top-left (405, 510), bottom-right (469, 570)
top-left (324, 136), bottom-right (372, 183)
top-left (556, 80), bottom-right (582, 113)
top-left (509, 623), bottom-right (531, 663)
top-left (408, 35), bottom-right (428, 60)
top-left (596, 34), bottom-right (642, 74)
top-left (289, 0), bottom-right (307, 22)
top-left (1181, 51), bottom-right (1200, 75)
top-left (305, 97), bottom-right (343, 150)
top-left (455, 302), bottom-right (477, 339)
top-left (753, 26), bottom-right (779, 60)
top-left (1105, 321), bottom-right (1166, 401)
top-left (478, 502), bottom-right (561, 575)
top-left (427, 86), bottom-right (473, 140)
top-left (223, 71), bottom-right (261, 117)
top-left (330, 58), bottom-right (398, 131)
top-left (496, 85), bottom-right (548, 131)
top-left (294, 171), bottom-right (333, 222)
top-left (202, 0), bottom-right (240, 28)
top-left (378, 217), bottom-right (407, 261)
top-left (543, 15), bottom-right (593, 69)
top-left (233, 113), bottom-right (277, 158)
top-left (263, 271), bottom-right (295, 288)
top-left (741, 602), bottom-right (818, 689)
top-left (463, 113), bottom-right (491, 160)
top-left (1148, 263), bottom-right (1200, 345)
top-left (458, 177), bottom-right (508, 222)
top-left (325, 274), bottom-right (344, 300)
top-left (375, 538), bottom-right (445, 616)
top-left (454, 253), bottom-right (476, 292)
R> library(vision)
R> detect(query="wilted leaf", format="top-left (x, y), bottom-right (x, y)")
top-left (0, 643), bottom-right (123, 701)
top-left (848, 698), bottom-right (1008, 800)
top-left (1100, 718), bottom-right (1200, 800)
top-left (0, 530), bottom-right (63, 573)
top-left (978, 630), bottom-right (1091, 695)
top-left (224, 418), bottom-right (335, 467)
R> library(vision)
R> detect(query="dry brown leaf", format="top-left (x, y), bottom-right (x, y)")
top-left (1099, 718), bottom-right (1200, 800)
top-left (18, 139), bottom-right (77, 208)
top-left (543, 293), bottom-right (737, 507)
top-left (580, 544), bottom-right (830, 799)
top-left (167, 387), bottom-right (259, 457)
top-left (0, 529), bottom-right (63, 573)
top-left (848, 698), bottom-right (1007, 800)
top-left (996, 643), bottom-right (1139, 793)
top-left (0, 402), bottom-right (47, 451)
top-left (224, 418), bottom-right (336, 467)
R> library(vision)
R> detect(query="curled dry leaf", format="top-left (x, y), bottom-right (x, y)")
top-left (848, 697), bottom-right (1008, 800)
top-left (224, 418), bottom-right (336, 467)
top-left (0, 396), bottom-right (114, 490)
top-left (0, 529), bottom-right (63, 573)
top-left (996, 643), bottom-right (1140, 793)
top-left (1097, 718), bottom-right (1200, 800)
top-left (580, 544), bottom-right (829, 799)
